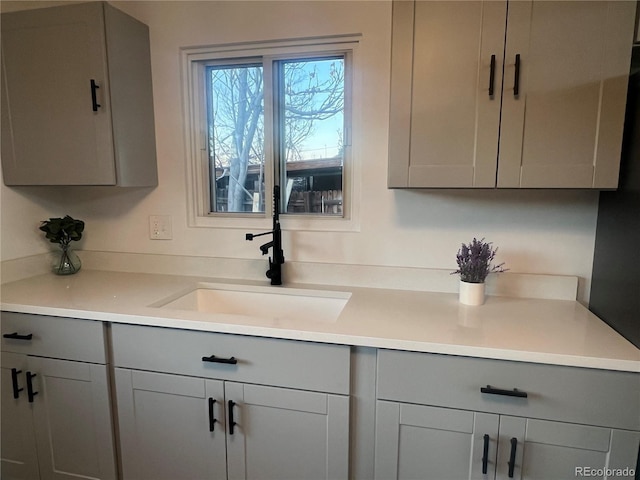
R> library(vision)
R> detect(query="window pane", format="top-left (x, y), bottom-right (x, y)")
top-left (280, 58), bottom-right (345, 215)
top-left (207, 64), bottom-right (265, 213)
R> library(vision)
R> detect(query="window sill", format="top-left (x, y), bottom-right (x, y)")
top-left (188, 213), bottom-right (360, 233)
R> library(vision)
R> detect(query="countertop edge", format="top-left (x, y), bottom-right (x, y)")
top-left (3, 301), bottom-right (638, 374)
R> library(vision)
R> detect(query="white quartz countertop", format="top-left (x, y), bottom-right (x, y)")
top-left (1, 269), bottom-right (638, 372)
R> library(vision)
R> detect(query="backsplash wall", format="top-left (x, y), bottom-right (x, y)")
top-left (0, 1), bottom-right (600, 303)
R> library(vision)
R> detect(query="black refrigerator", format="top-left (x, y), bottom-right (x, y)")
top-left (589, 45), bottom-right (640, 349)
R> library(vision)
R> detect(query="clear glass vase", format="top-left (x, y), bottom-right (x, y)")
top-left (52, 244), bottom-right (81, 275)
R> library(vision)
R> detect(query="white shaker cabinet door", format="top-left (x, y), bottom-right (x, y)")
top-left (0, 2), bottom-right (115, 185)
top-left (389, 0), bottom-right (635, 190)
top-left (0, 352), bottom-right (39, 480)
top-left (496, 417), bottom-right (640, 480)
top-left (374, 401), bottom-right (500, 480)
top-left (388, 0), bottom-right (506, 188)
top-left (28, 357), bottom-right (116, 480)
top-left (498, 1), bottom-right (636, 188)
top-left (115, 368), bottom-right (227, 480)
top-left (1, 2), bottom-right (158, 187)
top-left (374, 403), bottom-right (640, 480)
top-left (225, 382), bottom-right (350, 480)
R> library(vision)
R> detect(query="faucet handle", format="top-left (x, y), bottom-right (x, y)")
top-left (246, 233), bottom-right (254, 241)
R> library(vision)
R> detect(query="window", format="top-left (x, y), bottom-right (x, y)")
top-left (277, 57), bottom-right (345, 216)
top-left (207, 62), bottom-right (265, 213)
top-left (183, 37), bottom-right (359, 230)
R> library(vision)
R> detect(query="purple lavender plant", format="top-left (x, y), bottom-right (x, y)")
top-left (452, 238), bottom-right (507, 283)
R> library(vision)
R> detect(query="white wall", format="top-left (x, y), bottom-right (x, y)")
top-left (0, 1), bottom-right (600, 302)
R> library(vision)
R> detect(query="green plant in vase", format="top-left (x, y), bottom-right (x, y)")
top-left (39, 215), bottom-right (84, 275)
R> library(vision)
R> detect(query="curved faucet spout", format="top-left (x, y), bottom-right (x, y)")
top-left (259, 241), bottom-right (274, 255)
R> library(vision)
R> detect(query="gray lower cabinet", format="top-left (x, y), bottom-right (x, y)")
top-left (375, 402), bottom-right (498, 480)
top-left (224, 381), bottom-right (349, 480)
top-left (375, 402), bottom-right (639, 480)
top-left (114, 370), bottom-right (227, 480)
top-left (498, 417), bottom-right (640, 480)
top-left (1, 352), bottom-right (39, 480)
top-left (375, 350), bottom-right (640, 480)
top-left (111, 323), bottom-right (350, 480)
top-left (0, 313), bottom-right (117, 480)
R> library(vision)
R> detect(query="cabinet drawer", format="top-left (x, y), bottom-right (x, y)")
top-left (111, 323), bottom-right (350, 395)
top-left (1, 312), bottom-right (107, 364)
top-left (377, 350), bottom-right (639, 430)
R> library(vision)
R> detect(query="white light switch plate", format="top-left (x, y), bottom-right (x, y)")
top-left (149, 215), bottom-right (172, 240)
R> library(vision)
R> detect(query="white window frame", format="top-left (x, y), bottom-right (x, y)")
top-left (181, 35), bottom-right (361, 232)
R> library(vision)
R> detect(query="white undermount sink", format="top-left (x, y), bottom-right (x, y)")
top-left (157, 283), bottom-right (351, 323)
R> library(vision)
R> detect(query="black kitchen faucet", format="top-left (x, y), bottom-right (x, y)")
top-left (245, 186), bottom-right (284, 285)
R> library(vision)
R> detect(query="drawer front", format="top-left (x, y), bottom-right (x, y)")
top-left (111, 323), bottom-right (350, 395)
top-left (377, 349), bottom-right (639, 430)
top-left (1, 312), bottom-right (106, 364)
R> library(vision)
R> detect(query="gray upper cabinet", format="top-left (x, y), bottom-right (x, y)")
top-left (1, 2), bottom-right (157, 186)
top-left (388, 0), bottom-right (636, 189)
top-left (388, 1), bottom-right (506, 188)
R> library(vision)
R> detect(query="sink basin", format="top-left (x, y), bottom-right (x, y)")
top-left (157, 283), bottom-right (351, 323)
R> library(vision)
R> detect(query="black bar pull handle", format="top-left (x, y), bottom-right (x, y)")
top-left (508, 437), bottom-right (518, 478)
top-left (488, 54), bottom-right (496, 97)
top-left (3, 332), bottom-right (33, 341)
top-left (90, 79), bottom-right (101, 112)
top-left (228, 400), bottom-right (236, 435)
top-left (11, 368), bottom-right (23, 399)
top-left (26, 371), bottom-right (38, 403)
top-left (482, 434), bottom-right (490, 474)
top-left (208, 398), bottom-right (217, 432)
top-left (202, 355), bottom-right (237, 365)
top-left (481, 385), bottom-right (528, 398)
top-left (513, 54), bottom-right (521, 96)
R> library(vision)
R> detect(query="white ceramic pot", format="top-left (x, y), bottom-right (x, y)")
top-left (459, 281), bottom-right (485, 306)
